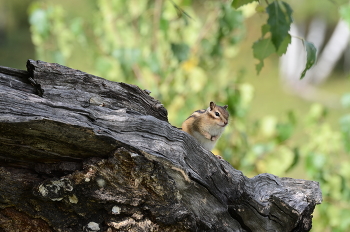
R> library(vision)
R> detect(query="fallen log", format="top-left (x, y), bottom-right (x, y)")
top-left (0, 60), bottom-right (322, 232)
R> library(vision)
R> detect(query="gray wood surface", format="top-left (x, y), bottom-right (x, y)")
top-left (0, 60), bottom-right (322, 232)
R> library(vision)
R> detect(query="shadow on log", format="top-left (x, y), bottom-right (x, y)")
top-left (0, 60), bottom-right (322, 232)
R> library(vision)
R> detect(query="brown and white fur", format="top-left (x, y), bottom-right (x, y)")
top-left (182, 101), bottom-right (229, 151)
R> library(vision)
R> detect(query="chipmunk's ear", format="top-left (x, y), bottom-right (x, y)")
top-left (209, 101), bottom-right (216, 110)
top-left (223, 105), bottom-right (228, 109)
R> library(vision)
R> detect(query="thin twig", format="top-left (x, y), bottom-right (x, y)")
top-left (169, 0), bottom-right (194, 21)
top-left (290, 34), bottom-right (304, 41)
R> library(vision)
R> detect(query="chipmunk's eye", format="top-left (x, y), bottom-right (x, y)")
top-left (215, 112), bottom-right (220, 117)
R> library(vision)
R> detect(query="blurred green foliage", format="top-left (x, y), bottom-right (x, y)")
top-left (341, 3), bottom-right (350, 26)
top-left (0, 0), bottom-right (34, 69)
top-left (28, 0), bottom-right (350, 231)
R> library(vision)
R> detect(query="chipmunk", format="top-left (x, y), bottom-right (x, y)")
top-left (182, 101), bottom-right (229, 151)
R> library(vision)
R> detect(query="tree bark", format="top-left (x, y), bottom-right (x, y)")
top-left (0, 60), bottom-right (322, 232)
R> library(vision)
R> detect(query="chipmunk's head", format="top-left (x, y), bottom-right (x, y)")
top-left (207, 101), bottom-right (229, 127)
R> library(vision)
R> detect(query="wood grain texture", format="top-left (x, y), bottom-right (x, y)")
top-left (0, 60), bottom-right (322, 232)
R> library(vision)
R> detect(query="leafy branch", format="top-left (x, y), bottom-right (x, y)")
top-left (232, 0), bottom-right (317, 79)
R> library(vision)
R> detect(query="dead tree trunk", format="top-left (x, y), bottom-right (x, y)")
top-left (0, 60), bottom-right (322, 232)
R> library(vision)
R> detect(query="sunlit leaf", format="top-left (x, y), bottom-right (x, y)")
top-left (255, 5), bottom-right (265, 13)
top-left (266, 1), bottom-right (293, 50)
top-left (261, 24), bottom-right (270, 37)
top-left (300, 40), bottom-right (317, 79)
top-left (181, 56), bottom-right (198, 72)
top-left (231, 0), bottom-right (258, 9)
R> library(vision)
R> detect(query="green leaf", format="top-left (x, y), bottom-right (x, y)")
top-left (231, 0), bottom-right (258, 9)
top-left (261, 24), bottom-right (270, 37)
top-left (286, 148), bottom-right (300, 173)
top-left (276, 123), bottom-right (294, 143)
top-left (252, 38), bottom-right (275, 74)
top-left (266, 1), bottom-right (293, 50)
top-left (171, 43), bottom-right (190, 62)
top-left (253, 38), bottom-right (275, 60)
top-left (339, 175), bottom-right (347, 193)
top-left (255, 60), bottom-right (264, 75)
top-left (287, 110), bottom-right (297, 125)
top-left (305, 152), bottom-right (326, 177)
top-left (300, 40), bottom-right (317, 79)
top-left (160, 18), bottom-right (169, 32)
top-left (276, 34), bottom-right (291, 56)
top-left (220, 5), bottom-right (243, 32)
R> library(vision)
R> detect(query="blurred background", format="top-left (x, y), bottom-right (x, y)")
top-left (1, 0), bottom-right (350, 231)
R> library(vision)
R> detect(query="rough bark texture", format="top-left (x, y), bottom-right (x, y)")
top-left (0, 60), bottom-right (322, 232)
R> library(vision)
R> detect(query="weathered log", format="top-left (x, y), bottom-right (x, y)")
top-left (0, 60), bottom-right (322, 232)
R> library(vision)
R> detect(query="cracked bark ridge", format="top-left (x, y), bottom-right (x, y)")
top-left (0, 60), bottom-right (322, 231)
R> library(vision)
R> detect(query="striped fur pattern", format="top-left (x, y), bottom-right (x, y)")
top-left (182, 102), bottom-right (229, 151)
